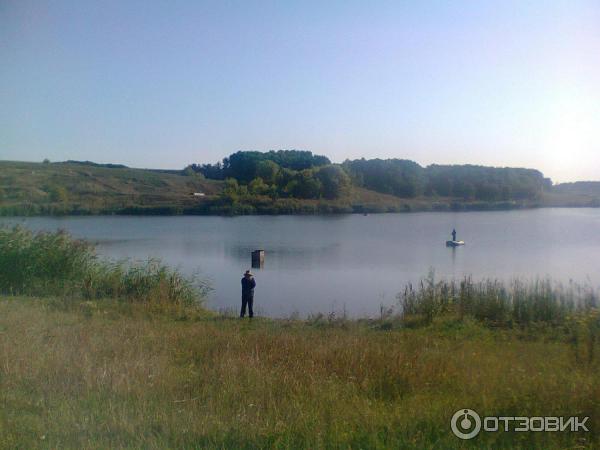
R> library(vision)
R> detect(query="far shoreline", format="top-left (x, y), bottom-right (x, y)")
top-left (1, 202), bottom-right (599, 218)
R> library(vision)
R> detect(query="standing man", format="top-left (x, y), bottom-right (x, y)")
top-left (240, 270), bottom-right (256, 318)
top-left (452, 228), bottom-right (457, 242)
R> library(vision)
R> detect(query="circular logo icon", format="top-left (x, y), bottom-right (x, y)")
top-left (451, 409), bottom-right (481, 440)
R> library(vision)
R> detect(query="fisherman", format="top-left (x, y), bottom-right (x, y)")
top-left (452, 229), bottom-right (457, 242)
top-left (240, 270), bottom-right (256, 318)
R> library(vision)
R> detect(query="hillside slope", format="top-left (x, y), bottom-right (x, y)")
top-left (0, 160), bottom-right (222, 215)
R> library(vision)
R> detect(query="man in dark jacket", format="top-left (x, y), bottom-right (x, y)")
top-left (240, 270), bottom-right (256, 318)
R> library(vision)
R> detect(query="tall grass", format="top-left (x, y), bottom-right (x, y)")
top-left (0, 226), bottom-right (91, 294)
top-left (0, 226), bottom-right (207, 306)
top-left (400, 270), bottom-right (598, 327)
top-left (399, 272), bottom-right (600, 365)
top-left (0, 298), bottom-right (598, 449)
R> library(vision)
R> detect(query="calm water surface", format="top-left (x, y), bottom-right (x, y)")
top-left (3, 209), bottom-right (600, 317)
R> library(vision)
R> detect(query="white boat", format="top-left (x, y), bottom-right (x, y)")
top-left (446, 240), bottom-right (465, 247)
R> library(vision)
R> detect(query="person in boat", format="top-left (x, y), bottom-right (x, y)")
top-left (452, 229), bottom-right (457, 242)
top-left (240, 270), bottom-right (256, 318)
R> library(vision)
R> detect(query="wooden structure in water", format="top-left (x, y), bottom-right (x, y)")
top-left (251, 250), bottom-right (265, 268)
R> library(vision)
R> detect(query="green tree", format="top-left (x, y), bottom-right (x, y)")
top-left (316, 165), bottom-right (351, 199)
top-left (249, 177), bottom-right (269, 195)
top-left (342, 158), bottom-right (423, 198)
top-left (265, 150), bottom-right (330, 170)
top-left (292, 171), bottom-right (322, 199)
top-left (220, 178), bottom-right (240, 204)
top-left (224, 151), bottom-right (264, 183)
top-left (256, 160), bottom-right (280, 184)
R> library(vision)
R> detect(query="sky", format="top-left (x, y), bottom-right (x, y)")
top-left (1, 0), bottom-right (599, 183)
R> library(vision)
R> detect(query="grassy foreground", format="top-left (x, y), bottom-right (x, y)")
top-left (1, 227), bottom-right (599, 448)
top-left (1, 298), bottom-right (599, 449)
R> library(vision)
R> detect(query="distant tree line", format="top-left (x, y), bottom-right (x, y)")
top-left (552, 181), bottom-right (600, 196)
top-left (342, 159), bottom-right (551, 201)
top-left (187, 151), bottom-right (552, 203)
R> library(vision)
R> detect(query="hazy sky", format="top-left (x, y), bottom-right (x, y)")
top-left (1, 0), bottom-right (599, 182)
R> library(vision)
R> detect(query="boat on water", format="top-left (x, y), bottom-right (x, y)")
top-left (446, 240), bottom-right (465, 247)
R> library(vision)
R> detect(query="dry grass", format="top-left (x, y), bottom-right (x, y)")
top-left (1, 298), bottom-right (598, 449)
top-left (0, 160), bottom-right (221, 215)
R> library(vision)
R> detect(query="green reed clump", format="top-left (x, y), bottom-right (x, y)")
top-left (0, 226), bottom-right (93, 295)
top-left (400, 271), bottom-right (598, 328)
top-left (82, 259), bottom-right (207, 306)
top-left (0, 226), bottom-right (206, 306)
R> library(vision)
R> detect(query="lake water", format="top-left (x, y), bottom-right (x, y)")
top-left (3, 208), bottom-right (600, 317)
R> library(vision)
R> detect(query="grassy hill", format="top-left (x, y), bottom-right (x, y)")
top-left (0, 160), bottom-right (222, 215)
top-left (1, 159), bottom-right (598, 215)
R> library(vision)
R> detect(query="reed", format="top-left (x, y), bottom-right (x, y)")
top-left (0, 226), bottom-right (207, 306)
top-left (400, 271), bottom-right (598, 327)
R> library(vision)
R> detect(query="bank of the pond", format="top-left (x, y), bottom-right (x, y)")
top-left (0, 196), bottom-right (548, 217)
